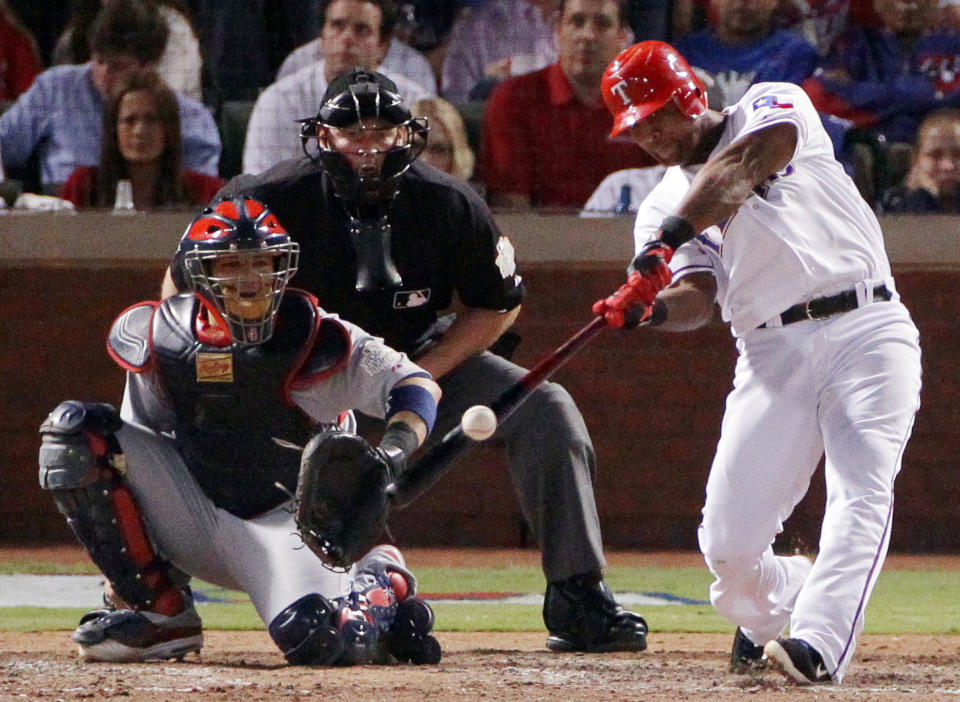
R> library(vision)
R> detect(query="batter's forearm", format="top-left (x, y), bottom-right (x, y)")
top-left (674, 122), bottom-right (798, 234)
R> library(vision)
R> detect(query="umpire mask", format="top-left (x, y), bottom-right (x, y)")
top-left (300, 70), bottom-right (427, 292)
top-left (300, 69), bottom-right (427, 219)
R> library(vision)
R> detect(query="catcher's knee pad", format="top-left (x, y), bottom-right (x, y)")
top-left (268, 593), bottom-right (343, 666)
top-left (38, 401), bottom-right (182, 614)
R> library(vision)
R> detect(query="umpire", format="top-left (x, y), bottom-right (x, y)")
top-left (164, 69), bottom-right (647, 653)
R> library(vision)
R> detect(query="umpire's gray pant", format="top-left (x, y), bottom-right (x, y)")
top-left (435, 352), bottom-right (605, 583)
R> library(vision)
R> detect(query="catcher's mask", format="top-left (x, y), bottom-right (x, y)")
top-left (602, 41), bottom-right (707, 137)
top-left (177, 197), bottom-right (300, 345)
top-left (299, 69), bottom-right (427, 219)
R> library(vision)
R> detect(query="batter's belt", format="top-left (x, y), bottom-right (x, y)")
top-left (759, 283), bottom-right (892, 329)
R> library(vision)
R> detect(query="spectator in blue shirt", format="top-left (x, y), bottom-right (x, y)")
top-left (0, 0), bottom-right (219, 193)
top-left (803, 0), bottom-right (960, 154)
top-left (674, 0), bottom-right (819, 109)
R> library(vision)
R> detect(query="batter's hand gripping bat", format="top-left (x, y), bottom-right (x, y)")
top-left (388, 315), bottom-right (608, 507)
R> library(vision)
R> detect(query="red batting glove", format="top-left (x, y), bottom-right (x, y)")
top-left (593, 241), bottom-right (674, 328)
top-left (592, 273), bottom-right (660, 328)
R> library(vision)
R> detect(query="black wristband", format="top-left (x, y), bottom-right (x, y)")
top-left (658, 215), bottom-right (696, 250)
top-left (644, 299), bottom-right (668, 327)
top-left (379, 421), bottom-right (420, 462)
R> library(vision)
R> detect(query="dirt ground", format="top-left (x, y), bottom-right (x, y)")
top-left (3, 547), bottom-right (960, 701)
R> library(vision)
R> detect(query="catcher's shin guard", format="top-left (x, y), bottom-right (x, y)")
top-left (38, 401), bottom-right (185, 615)
top-left (268, 593), bottom-right (344, 665)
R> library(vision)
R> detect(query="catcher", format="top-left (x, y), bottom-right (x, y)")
top-left (37, 197), bottom-right (443, 666)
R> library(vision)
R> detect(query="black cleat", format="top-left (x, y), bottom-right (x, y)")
top-left (730, 627), bottom-right (766, 673)
top-left (763, 637), bottom-right (832, 684)
top-left (543, 572), bottom-right (647, 653)
top-left (72, 604), bottom-right (203, 662)
top-left (384, 597), bottom-right (442, 664)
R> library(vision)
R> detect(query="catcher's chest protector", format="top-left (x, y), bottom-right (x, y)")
top-left (150, 293), bottom-right (323, 518)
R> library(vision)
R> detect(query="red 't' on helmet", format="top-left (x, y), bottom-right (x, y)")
top-left (602, 41), bottom-right (708, 137)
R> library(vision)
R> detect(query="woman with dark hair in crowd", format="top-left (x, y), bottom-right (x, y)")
top-left (60, 70), bottom-right (223, 209)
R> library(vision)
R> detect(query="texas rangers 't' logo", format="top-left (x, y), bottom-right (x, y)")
top-left (609, 79), bottom-right (631, 106)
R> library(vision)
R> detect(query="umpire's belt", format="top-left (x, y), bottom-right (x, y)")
top-left (759, 283), bottom-right (892, 329)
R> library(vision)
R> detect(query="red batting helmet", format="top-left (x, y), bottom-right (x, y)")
top-left (602, 41), bottom-right (708, 137)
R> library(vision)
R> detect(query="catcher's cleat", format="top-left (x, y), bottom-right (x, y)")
top-left (730, 627), bottom-right (766, 674)
top-left (763, 637), bottom-right (832, 684)
top-left (543, 572), bottom-right (648, 653)
top-left (332, 544), bottom-right (437, 665)
top-left (384, 597), bottom-right (442, 665)
top-left (72, 600), bottom-right (203, 663)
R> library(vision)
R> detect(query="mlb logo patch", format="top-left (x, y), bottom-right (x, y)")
top-left (394, 288), bottom-right (431, 309)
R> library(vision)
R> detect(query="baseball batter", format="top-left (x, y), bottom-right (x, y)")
top-left (593, 42), bottom-right (922, 684)
top-left (38, 198), bottom-right (443, 666)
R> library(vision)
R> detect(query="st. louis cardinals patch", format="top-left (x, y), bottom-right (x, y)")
top-left (358, 342), bottom-right (404, 375)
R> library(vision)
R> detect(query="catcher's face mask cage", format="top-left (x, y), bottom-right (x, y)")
top-left (178, 198), bottom-right (300, 345)
top-left (299, 70), bottom-right (427, 216)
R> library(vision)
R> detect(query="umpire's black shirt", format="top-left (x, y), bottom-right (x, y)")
top-left (183, 159), bottom-right (525, 355)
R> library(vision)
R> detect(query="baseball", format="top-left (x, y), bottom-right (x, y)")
top-left (460, 405), bottom-right (498, 441)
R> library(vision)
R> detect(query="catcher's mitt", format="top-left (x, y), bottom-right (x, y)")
top-left (295, 429), bottom-right (392, 569)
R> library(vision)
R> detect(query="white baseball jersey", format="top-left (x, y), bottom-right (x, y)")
top-left (635, 82), bottom-right (893, 337)
top-left (630, 82), bottom-right (922, 683)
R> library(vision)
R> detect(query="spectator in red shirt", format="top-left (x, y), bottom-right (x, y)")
top-left (60, 70), bottom-right (224, 209)
top-left (0, 0), bottom-right (42, 101)
top-left (481, 0), bottom-right (653, 209)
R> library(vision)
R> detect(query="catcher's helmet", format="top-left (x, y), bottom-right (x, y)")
top-left (602, 41), bottom-right (707, 137)
top-left (177, 197), bottom-right (300, 345)
top-left (299, 69), bottom-right (427, 216)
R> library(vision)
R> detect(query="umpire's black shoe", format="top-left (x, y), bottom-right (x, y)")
top-left (763, 637), bottom-right (832, 684)
top-left (543, 572), bottom-right (647, 653)
top-left (730, 627), bottom-right (766, 673)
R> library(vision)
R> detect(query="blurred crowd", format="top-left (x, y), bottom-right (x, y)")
top-left (1, 0), bottom-right (958, 214)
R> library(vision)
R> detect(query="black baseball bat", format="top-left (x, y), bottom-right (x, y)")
top-left (388, 315), bottom-right (608, 507)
